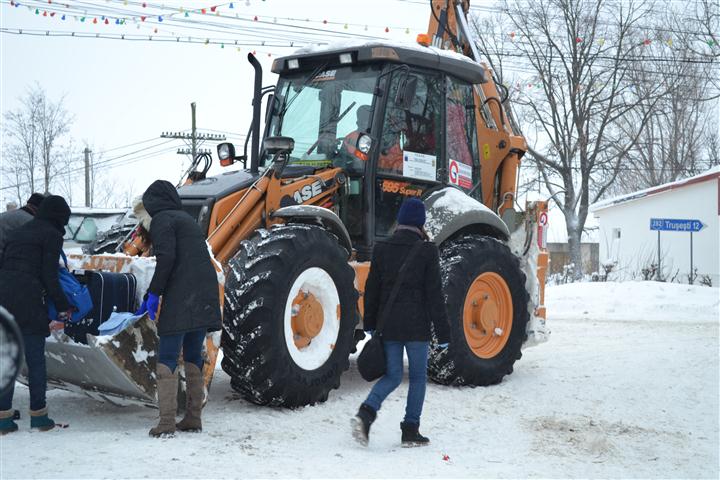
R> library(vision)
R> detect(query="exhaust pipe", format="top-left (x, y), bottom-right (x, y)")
top-left (248, 53), bottom-right (262, 174)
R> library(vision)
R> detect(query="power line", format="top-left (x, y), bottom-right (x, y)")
top-left (93, 135), bottom-right (172, 154)
top-left (1, 144), bottom-right (179, 191)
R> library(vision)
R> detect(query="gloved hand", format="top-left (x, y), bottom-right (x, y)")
top-left (365, 329), bottom-right (375, 337)
top-left (135, 299), bottom-right (148, 316)
top-left (146, 293), bottom-right (160, 321)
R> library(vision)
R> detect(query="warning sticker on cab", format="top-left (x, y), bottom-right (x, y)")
top-left (402, 151), bottom-right (436, 182)
top-left (448, 159), bottom-right (473, 189)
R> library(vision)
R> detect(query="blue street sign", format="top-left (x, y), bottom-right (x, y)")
top-left (649, 218), bottom-right (705, 232)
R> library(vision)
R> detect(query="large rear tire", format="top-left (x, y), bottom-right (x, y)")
top-left (428, 235), bottom-right (529, 386)
top-left (221, 224), bottom-right (358, 407)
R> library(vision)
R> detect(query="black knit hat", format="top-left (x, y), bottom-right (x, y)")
top-left (26, 192), bottom-right (46, 208)
top-left (37, 195), bottom-right (71, 231)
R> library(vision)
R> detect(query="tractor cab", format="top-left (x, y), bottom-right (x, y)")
top-left (263, 41), bottom-right (487, 259)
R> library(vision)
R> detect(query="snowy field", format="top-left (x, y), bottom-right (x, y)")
top-left (1, 281), bottom-right (718, 479)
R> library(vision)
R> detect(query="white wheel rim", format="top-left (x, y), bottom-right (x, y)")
top-left (284, 267), bottom-right (341, 371)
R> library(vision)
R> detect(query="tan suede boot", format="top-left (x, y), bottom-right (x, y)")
top-left (176, 363), bottom-right (204, 432)
top-left (149, 364), bottom-right (177, 437)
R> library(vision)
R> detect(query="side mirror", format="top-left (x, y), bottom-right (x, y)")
top-left (217, 142), bottom-right (246, 168)
top-left (395, 76), bottom-right (418, 110)
top-left (263, 136), bottom-right (295, 155)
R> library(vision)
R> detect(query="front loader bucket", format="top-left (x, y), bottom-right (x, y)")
top-left (20, 314), bottom-right (158, 406)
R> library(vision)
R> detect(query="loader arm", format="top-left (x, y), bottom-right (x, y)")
top-left (206, 166), bottom-right (346, 264)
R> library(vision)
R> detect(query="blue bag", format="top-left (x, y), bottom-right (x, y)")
top-left (47, 251), bottom-right (94, 324)
top-left (97, 311), bottom-right (142, 336)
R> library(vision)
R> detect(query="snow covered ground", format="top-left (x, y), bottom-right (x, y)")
top-left (1, 281), bottom-right (718, 479)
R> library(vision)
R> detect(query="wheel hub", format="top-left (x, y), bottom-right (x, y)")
top-left (291, 291), bottom-right (324, 348)
top-left (283, 267), bottom-right (341, 371)
top-left (463, 272), bottom-right (513, 359)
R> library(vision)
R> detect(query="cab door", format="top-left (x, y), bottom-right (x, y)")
top-left (370, 69), bottom-right (445, 239)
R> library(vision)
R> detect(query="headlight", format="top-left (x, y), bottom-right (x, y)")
top-left (218, 143), bottom-right (231, 160)
top-left (357, 134), bottom-right (372, 154)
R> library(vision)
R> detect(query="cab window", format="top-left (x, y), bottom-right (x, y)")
top-left (377, 71), bottom-right (442, 178)
top-left (265, 65), bottom-right (379, 175)
top-left (446, 76), bottom-right (480, 198)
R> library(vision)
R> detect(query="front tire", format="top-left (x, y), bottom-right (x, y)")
top-left (429, 235), bottom-right (529, 386)
top-left (221, 224), bottom-right (358, 407)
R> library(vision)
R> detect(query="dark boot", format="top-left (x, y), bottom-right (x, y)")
top-left (30, 407), bottom-right (56, 431)
top-left (149, 364), bottom-right (177, 437)
top-left (176, 363), bottom-right (203, 432)
top-left (401, 421), bottom-right (430, 447)
top-left (351, 403), bottom-right (376, 446)
top-left (0, 409), bottom-right (18, 435)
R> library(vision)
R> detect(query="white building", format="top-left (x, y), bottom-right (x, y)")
top-left (590, 167), bottom-right (720, 285)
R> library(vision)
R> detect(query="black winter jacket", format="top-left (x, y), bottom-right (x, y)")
top-left (0, 207), bottom-right (33, 261)
top-left (0, 218), bottom-right (71, 336)
top-left (143, 180), bottom-right (222, 336)
top-left (363, 229), bottom-right (450, 343)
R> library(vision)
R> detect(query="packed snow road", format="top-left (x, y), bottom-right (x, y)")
top-left (1, 282), bottom-right (718, 479)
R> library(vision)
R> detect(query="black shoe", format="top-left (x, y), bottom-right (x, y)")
top-left (400, 421), bottom-right (430, 447)
top-left (351, 403), bottom-right (376, 446)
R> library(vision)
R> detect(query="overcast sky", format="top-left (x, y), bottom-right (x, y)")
top-left (1, 1), bottom-right (445, 197)
top-left (0, 0), bottom-right (584, 240)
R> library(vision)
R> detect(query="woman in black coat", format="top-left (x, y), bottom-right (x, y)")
top-left (0, 195), bottom-right (72, 434)
top-left (352, 198), bottom-right (450, 447)
top-left (136, 180), bottom-right (222, 437)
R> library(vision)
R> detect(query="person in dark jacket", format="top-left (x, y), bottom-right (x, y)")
top-left (0, 195), bottom-right (72, 434)
top-left (0, 192), bottom-right (45, 261)
top-left (352, 198), bottom-right (450, 447)
top-left (136, 180), bottom-right (222, 437)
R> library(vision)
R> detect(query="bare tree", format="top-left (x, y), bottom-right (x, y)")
top-left (36, 88), bottom-right (73, 192)
top-left (611, 27), bottom-right (717, 192)
top-left (476, 0), bottom-right (667, 278)
top-left (53, 141), bottom-right (81, 206)
top-left (2, 84), bottom-right (73, 196)
top-left (707, 131), bottom-right (720, 167)
top-left (692, 0), bottom-right (719, 61)
top-left (1, 144), bottom-right (29, 205)
top-left (3, 87), bottom-right (41, 194)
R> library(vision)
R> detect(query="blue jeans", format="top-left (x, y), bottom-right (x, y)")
top-left (0, 334), bottom-right (47, 412)
top-left (158, 329), bottom-right (206, 372)
top-left (363, 340), bottom-right (429, 424)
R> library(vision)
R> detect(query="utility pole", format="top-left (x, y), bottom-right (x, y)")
top-left (191, 102), bottom-right (197, 162)
top-left (160, 102), bottom-right (224, 162)
top-left (84, 147), bottom-right (91, 207)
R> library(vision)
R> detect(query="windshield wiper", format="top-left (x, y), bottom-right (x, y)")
top-left (277, 62), bottom-right (329, 134)
top-left (305, 101), bottom-right (357, 156)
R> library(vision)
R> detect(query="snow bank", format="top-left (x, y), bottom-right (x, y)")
top-left (547, 281), bottom-right (719, 323)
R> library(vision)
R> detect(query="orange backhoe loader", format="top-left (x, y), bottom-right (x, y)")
top-left (32, 0), bottom-right (549, 408)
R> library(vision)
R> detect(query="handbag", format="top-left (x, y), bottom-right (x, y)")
top-left (357, 241), bottom-right (424, 382)
top-left (47, 251), bottom-right (94, 324)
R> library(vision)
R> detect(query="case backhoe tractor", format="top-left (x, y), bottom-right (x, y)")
top-left (32, 0), bottom-right (549, 408)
